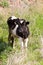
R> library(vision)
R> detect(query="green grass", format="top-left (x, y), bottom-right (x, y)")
top-left (0, 8), bottom-right (43, 65)
top-left (0, 0), bottom-right (9, 8)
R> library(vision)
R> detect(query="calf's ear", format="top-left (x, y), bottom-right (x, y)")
top-left (26, 21), bottom-right (30, 25)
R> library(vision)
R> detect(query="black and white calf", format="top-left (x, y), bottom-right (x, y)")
top-left (7, 16), bottom-right (30, 48)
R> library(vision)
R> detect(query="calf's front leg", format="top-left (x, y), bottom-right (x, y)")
top-left (19, 38), bottom-right (24, 49)
top-left (24, 38), bottom-right (28, 48)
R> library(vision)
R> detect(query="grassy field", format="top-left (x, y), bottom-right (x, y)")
top-left (0, 0), bottom-right (43, 65)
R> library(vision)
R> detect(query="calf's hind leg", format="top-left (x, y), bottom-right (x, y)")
top-left (8, 32), bottom-right (14, 47)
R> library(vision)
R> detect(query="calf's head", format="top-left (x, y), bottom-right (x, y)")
top-left (16, 19), bottom-right (30, 39)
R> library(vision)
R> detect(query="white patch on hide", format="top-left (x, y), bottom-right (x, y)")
top-left (20, 20), bottom-right (23, 23)
top-left (12, 25), bottom-right (18, 35)
top-left (11, 16), bottom-right (17, 20)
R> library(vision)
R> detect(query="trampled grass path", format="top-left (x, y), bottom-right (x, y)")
top-left (7, 49), bottom-right (29, 65)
